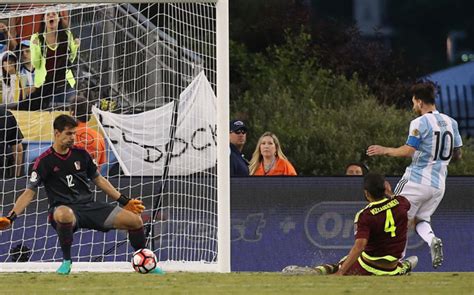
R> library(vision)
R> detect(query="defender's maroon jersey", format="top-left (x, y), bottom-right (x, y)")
top-left (354, 195), bottom-right (410, 259)
top-left (27, 146), bottom-right (99, 208)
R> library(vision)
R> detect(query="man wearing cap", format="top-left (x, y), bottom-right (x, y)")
top-left (229, 120), bottom-right (249, 176)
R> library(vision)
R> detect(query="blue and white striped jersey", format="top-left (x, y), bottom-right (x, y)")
top-left (402, 110), bottom-right (462, 189)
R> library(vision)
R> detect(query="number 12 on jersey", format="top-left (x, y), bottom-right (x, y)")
top-left (66, 174), bottom-right (75, 187)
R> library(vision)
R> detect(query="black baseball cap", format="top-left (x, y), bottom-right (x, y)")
top-left (230, 120), bottom-right (248, 132)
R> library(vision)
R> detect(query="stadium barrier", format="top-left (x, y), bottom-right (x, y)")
top-left (230, 177), bottom-right (474, 272)
top-left (1, 176), bottom-right (472, 272)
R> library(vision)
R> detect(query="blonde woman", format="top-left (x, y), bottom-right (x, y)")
top-left (249, 132), bottom-right (297, 176)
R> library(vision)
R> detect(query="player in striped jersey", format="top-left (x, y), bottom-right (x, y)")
top-left (367, 82), bottom-right (462, 268)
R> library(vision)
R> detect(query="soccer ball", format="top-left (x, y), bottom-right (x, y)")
top-left (132, 248), bottom-right (157, 274)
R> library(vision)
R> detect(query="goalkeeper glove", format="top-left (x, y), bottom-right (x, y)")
top-left (0, 211), bottom-right (17, 230)
top-left (117, 195), bottom-right (145, 214)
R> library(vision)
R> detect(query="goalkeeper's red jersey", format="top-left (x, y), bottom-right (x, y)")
top-left (354, 195), bottom-right (410, 259)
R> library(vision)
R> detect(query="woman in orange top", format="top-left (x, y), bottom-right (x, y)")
top-left (249, 131), bottom-right (297, 176)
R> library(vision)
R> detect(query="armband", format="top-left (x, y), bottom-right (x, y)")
top-left (117, 195), bottom-right (131, 206)
top-left (7, 211), bottom-right (17, 222)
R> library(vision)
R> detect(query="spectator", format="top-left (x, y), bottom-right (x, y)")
top-left (69, 95), bottom-right (106, 168)
top-left (249, 131), bottom-right (297, 176)
top-left (0, 21), bottom-right (18, 52)
top-left (30, 11), bottom-right (79, 110)
top-left (345, 162), bottom-right (367, 176)
top-left (229, 119), bottom-right (249, 176)
top-left (0, 105), bottom-right (23, 177)
top-left (1, 51), bottom-right (21, 105)
top-left (0, 21), bottom-right (10, 100)
top-left (18, 40), bottom-right (38, 110)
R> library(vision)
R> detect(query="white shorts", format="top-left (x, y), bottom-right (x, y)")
top-left (393, 179), bottom-right (445, 222)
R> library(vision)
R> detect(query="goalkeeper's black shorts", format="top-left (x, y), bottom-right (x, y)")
top-left (48, 202), bottom-right (121, 232)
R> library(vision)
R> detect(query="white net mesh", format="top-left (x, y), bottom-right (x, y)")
top-left (0, 2), bottom-right (226, 272)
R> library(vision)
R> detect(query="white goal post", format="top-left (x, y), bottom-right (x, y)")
top-left (0, 1), bottom-right (229, 273)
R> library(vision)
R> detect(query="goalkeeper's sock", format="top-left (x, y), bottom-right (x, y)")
top-left (129, 226), bottom-right (146, 250)
top-left (56, 221), bottom-right (74, 261)
top-left (149, 267), bottom-right (165, 275)
top-left (56, 260), bottom-right (72, 275)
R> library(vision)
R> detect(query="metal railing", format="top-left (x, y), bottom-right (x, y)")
top-left (71, 3), bottom-right (207, 112)
top-left (437, 84), bottom-right (474, 137)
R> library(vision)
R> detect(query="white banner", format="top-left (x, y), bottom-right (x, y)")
top-left (92, 72), bottom-right (217, 176)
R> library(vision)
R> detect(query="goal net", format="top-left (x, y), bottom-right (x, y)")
top-left (0, 1), bottom-right (229, 272)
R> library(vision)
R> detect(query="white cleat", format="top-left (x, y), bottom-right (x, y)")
top-left (430, 237), bottom-right (443, 269)
top-left (282, 265), bottom-right (320, 275)
top-left (407, 256), bottom-right (418, 271)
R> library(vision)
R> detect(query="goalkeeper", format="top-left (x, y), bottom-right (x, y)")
top-left (0, 114), bottom-right (162, 275)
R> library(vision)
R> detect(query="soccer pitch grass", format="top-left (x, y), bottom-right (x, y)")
top-left (1, 272), bottom-right (473, 295)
